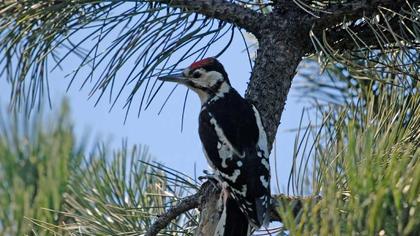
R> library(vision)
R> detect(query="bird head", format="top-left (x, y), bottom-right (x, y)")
top-left (158, 57), bottom-right (231, 103)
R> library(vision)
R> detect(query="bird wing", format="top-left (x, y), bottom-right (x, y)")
top-left (199, 91), bottom-right (270, 227)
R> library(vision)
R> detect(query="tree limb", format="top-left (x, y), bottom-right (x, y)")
top-left (300, 0), bottom-right (419, 54)
top-left (245, 18), bottom-right (312, 148)
top-left (155, 0), bottom-right (265, 34)
top-left (145, 182), bottom-right (321, 236)
top-left (319, 17), bottom-right (419, 53)
top-left (145, 192), bottom-right (200, 236)
top-left (1, 0), bottom-right (265, 33)
top-left (312, 0), bottom-right (408, 30)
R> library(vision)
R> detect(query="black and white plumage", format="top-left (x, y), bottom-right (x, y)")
top-left (159, 58), bottom-right (270, 235)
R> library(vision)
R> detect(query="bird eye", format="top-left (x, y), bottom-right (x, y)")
top-left (192, 71), bottom-right (201, 78)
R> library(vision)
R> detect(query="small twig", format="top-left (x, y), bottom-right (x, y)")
top-left (145, 193), bottom-right (200, 236)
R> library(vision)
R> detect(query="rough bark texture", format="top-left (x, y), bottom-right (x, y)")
top-left (145, 193), bottom-right (200, 236)
top-left (245, 9), bottom-right (312, 148)
top-left (156, 0), bottom-right (264, 34)
top-left (195, 182), bottom-right (222, 236)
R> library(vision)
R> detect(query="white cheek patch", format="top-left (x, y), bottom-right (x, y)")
top-left (205, 71), bottom-right (224, 87)
top-left (191, 70), bottom-right (223, 88)
top-left (208, 82), bottom-right (230, 104)
top-left (188, 70), bottom-right (227, 105)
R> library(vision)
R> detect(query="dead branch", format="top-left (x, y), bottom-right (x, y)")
top-left (145, 192), bottom-right (200, 236)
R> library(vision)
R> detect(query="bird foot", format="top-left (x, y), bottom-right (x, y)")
top-left (198, 170), bottom-right (220, 188)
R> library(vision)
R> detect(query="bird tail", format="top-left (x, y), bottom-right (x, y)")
top-left (215, 196), bottom-right (253, 236)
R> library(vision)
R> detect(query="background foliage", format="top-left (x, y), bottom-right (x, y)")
top-left (0, 101), bottom-right (81, 235)
top-left (0, 101), bottom-right (200, 235)
top-left (282, 69), bottom-right (419, 235)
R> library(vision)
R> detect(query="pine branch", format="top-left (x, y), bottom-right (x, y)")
top-left (153, 0), bottom-right (265, 34)
top-left (306, 1), bottom-right (419, 79)
top-left (311, 0), bottom-right (418, 50)
top-left (145, 193), bottom-right (200, 236)
top-left (145, 181), bottom-right (321, 236)
top-left (315, 0), bottom-right (407, 27)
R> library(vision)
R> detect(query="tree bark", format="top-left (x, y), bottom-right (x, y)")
top-left (155, 0), bottom-right (264, 34)
top-left (195, 182), bottom-right (222, 236)
top-left (245, 12), bottom-right (311, 148)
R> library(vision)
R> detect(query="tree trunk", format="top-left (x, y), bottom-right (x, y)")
top-left (246, 13), bottom-right (311, 150)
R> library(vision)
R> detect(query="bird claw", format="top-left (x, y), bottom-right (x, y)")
top-left (198, 170), bottom-right (220, 187)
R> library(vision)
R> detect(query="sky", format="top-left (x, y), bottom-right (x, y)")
top-left (0, 7), bottom-right (318, 195)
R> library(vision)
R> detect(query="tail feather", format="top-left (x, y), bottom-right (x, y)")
top-left (215, 197), bottom-right (253, 236)
top-left (232, 192), bottom-right (270, 228)
top-left (254, 195), bottom-right (271, 227)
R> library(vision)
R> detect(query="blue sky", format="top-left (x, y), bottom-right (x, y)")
top-left (0, 13), bottom-right (317, 195)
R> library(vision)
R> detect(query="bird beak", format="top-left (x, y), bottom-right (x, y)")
top-left (158, 73), bottom-right (187, 84)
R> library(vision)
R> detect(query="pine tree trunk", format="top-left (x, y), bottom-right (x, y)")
top-left (245, 26), bottom-right (309, 148)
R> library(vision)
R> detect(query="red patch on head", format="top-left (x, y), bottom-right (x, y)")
top-left (189, 57), bottom-right (214, 70)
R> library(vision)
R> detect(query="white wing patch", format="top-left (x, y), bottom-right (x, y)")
top-left (217, 141), bottom-right (233, 168)
top-left (220, 169), bottom-right (241, 183)
top-left (251, 105), bottom-right (269, 160)
top-left (209, 115), bottom-right (245, 159)
top-left (260, 175), bottom-right (269, 188)
top-left (261, 158), bottom-right (270, 170)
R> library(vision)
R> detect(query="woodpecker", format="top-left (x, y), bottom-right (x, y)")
top-left (159, 57), bottom-right (270, 235)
